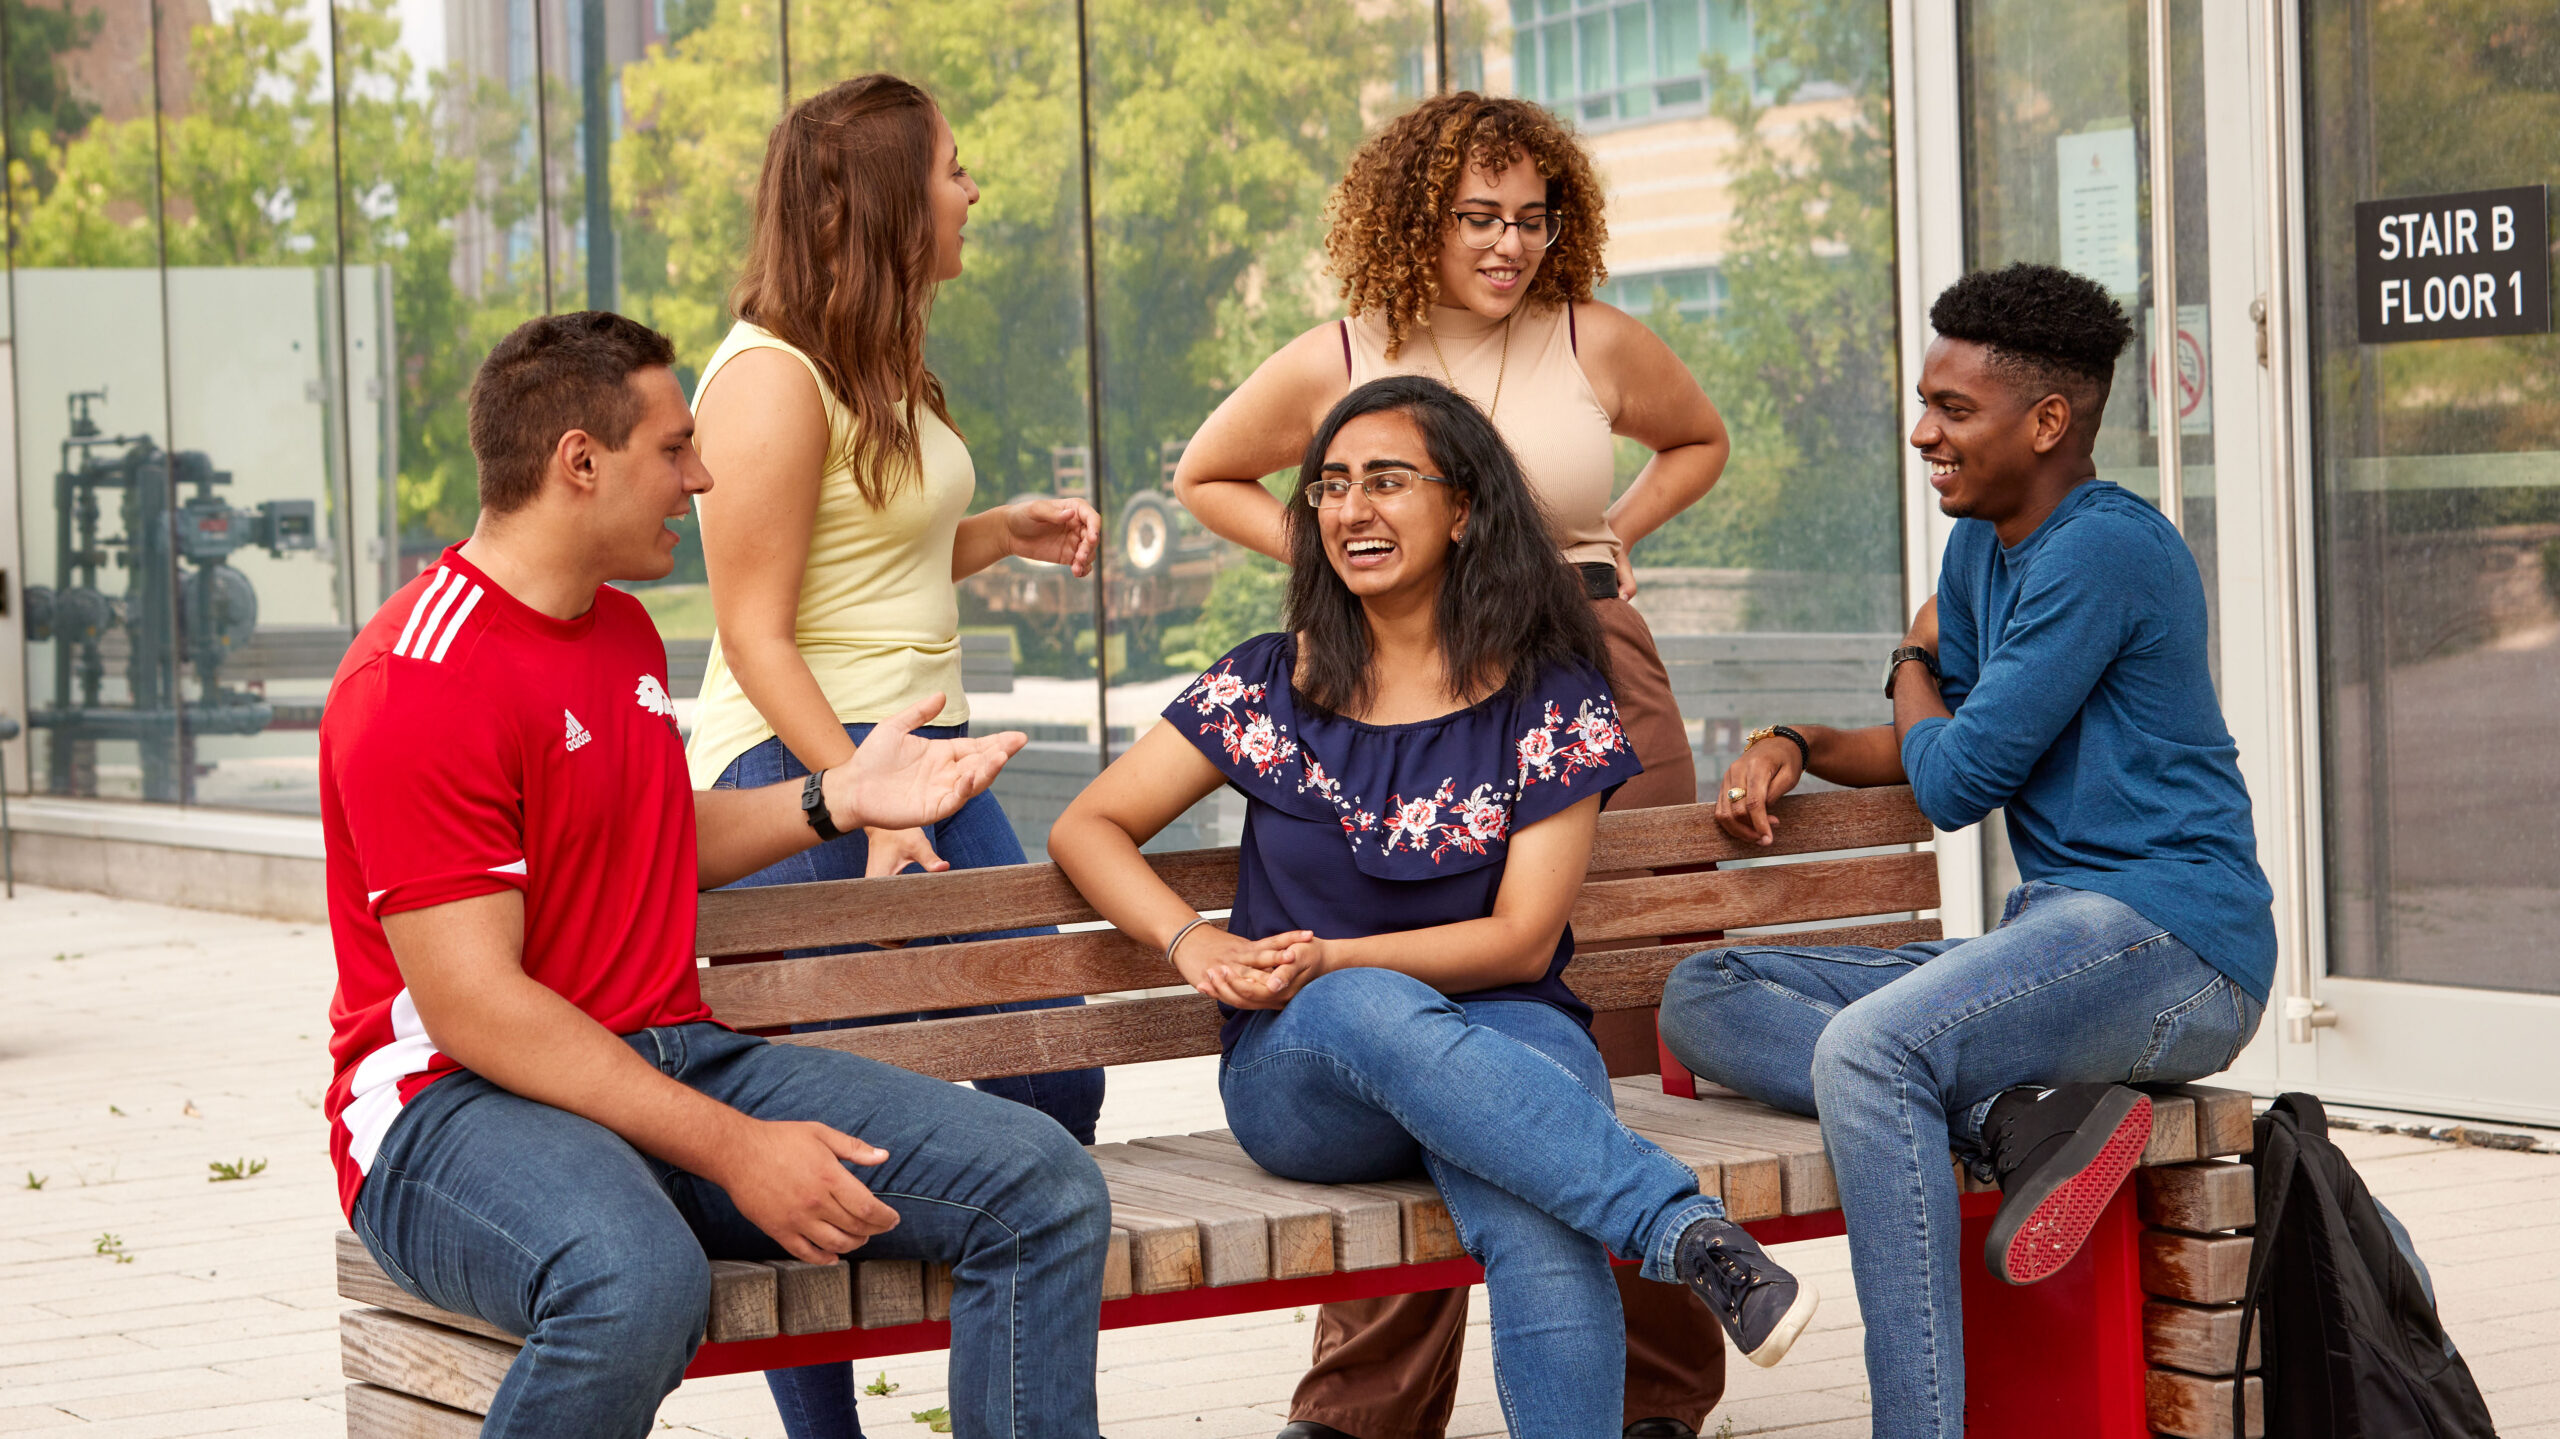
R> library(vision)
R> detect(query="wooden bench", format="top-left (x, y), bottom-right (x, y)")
top-left (332, 785), bottom-right (2258, 1438)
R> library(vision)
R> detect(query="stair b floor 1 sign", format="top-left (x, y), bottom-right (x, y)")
top-left (2356, 184), bottom-right (2551, 343)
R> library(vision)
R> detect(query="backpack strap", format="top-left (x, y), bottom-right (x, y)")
top-left (2233, 1097), bottom-right (2304, 1439)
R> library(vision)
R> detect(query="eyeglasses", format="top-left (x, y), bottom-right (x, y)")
top-left (1451, 211), bottom-right (1560, 250)
top-left (1302, 468), bottom-right (1454, 508)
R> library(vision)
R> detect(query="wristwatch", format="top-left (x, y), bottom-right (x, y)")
top-left (1884, 645), bottom-right (1940, 698)
top-left (801, 769), bottom-right (845, 842)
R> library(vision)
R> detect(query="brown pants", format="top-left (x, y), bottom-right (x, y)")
top-left (1288, 597), bottom-right (1723, 1439)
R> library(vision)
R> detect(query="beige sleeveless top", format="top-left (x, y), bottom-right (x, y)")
top-left (1343, 303), bottom-right (1619, 567)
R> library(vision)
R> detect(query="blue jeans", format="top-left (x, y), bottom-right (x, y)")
top-left (350, 1023), bottom-right (1109, 1439)
top-left (712, 724), bottom-right (1106, 1435)
top-left (1222, 969), bottom-right (1726, 1439)
top-left (1658, 882), bottom-right (2265, 1439)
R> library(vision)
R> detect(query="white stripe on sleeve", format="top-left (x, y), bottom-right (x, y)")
top-left (425, 585), bottom-right (485, 663)
top-left (389, 569), bottom-right (448, 658)
top-left (404, 573), bottom-right (469, 662)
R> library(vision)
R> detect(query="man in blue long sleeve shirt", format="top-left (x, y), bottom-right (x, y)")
top-left (1658, 264), bottom-right (2273, 1439)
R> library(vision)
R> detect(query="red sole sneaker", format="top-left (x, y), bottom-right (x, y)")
top-left (1984, 1089), bottom-right (2151, 1285)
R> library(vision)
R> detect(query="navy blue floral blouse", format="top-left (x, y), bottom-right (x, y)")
top-left (1164, 631), bottom-right (1643, 1051)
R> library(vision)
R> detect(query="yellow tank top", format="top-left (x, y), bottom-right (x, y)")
top-left (684, 320), bottom-right (975, 789)
top-left (1344, 303), bottom-right (1620, 567)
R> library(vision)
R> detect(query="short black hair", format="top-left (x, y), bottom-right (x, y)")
top-left (1928, 263), bottom-right (2134, 411)
top-left (468, 311), bottom-right (677, 515)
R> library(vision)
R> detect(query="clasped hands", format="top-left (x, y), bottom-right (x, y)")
top-left (1171, 925), bottom-right (1329, 1010)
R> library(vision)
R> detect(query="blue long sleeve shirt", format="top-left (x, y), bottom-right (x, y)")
top-left (1901, 480), bottom-right (2276, 1001)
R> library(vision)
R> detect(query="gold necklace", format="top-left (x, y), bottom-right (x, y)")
top-left (1425, 311), bottom-right (1512, 417)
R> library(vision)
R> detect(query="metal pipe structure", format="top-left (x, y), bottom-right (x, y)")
top-left (2259, 0), bottom-right (2335, 1044)
top-left (2146, 0), bottom-right (2186, 533)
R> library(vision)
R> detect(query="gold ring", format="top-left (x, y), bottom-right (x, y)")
top-left (1726, 787), bottom-right (1747, 802)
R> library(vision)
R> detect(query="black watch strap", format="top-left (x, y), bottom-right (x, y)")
top-left (801, 769), bottom-right (845, 842)
top-left (1885, 645), bottom-right (1940, 698)
top-left (1768, 724), bottom-right (1812, 770)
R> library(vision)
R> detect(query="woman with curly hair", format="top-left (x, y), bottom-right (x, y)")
top-left (1062, 377), bottom-right (1811, 1439)
top-left (1172, 93), bottom-right (1737, 1439)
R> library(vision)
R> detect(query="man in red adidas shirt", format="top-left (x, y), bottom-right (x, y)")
top-left (323, 312), bottom-right (1109, 1438)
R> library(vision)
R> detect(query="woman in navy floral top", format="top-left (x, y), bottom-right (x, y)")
top-left (1054, 377), bottom-right (1816, 1433)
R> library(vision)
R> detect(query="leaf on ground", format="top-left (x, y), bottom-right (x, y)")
top-left (909, 1407), bottom-right (951, 1433)
top-left (862, 1370), bottom-right (900, 1396)
top-left (182, 1101), bottom-right (203, 1119)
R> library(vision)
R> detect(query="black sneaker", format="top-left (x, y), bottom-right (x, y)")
top-left (1980, 1082), bottom-right (2152, 1286)
top-left (1673, 1218), bottom-right (1818, 1368)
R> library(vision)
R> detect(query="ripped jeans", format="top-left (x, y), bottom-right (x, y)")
top-left (1658, 881), bottom-right (2265, 1439)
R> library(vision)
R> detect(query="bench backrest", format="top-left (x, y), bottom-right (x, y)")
top-left (693, 785), bottom-right (1938, 1082)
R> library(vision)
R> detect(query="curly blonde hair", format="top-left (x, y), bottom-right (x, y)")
top-left (1324, 93), bottom-right (1610, 361)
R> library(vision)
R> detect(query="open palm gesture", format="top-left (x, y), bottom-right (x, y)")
top-left (822, 694), bottom-right (1027, 834)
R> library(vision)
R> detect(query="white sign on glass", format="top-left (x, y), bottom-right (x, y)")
top-left (2146, 304), bottom-right (2212, 437)
top-left (2057, 128), bottom-right (2141, 296)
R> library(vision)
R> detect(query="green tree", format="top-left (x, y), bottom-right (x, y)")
top-left (1616, 0), bottom-right (1903, 630)
top-left (3, 0), bottom-right (101, 193)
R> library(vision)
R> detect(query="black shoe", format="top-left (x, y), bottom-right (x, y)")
top-left (1674, 1217), bottom-right (1818, 1368)
top-left (1624, 1421), bottom-right (1698, 1438)
top-left (1980, 1082), bottom-right (2152, 1286)
top-left (1275, 1424), bottom-right (1359, 1439)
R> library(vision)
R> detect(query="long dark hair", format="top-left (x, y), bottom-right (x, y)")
top-left (730, 74), bottom-right (956, 507)
top-left (1285, 375), bottom-right (1607, 716)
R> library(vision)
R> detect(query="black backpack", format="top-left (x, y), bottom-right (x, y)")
top-left (2233, 1092), bottom-right (2500, 1438)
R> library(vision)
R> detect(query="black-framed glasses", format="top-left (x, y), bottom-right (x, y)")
top-left (1451, 210), bottom-right (1560, 250)
top-left (1302, 468), bottom-right (1454, 508)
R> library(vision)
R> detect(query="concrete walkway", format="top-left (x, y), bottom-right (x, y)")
top-left (2, 883), bottom-right (2555, 1437)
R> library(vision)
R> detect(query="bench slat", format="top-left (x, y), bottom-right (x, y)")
top-left (1094, 1145), bottom-right (1337, 1279)
top-left (1091, 1162), bottom-right (1283, 1286)
top-left (695, 788), bottom-right (1931, 955)
top-left (700, 924), bottom-right (1209, 1029)
top-left (1136, 1134), bottom-right (1464, 1264)
top-left (337, 1232), bottom-right (520, 1347)
top-left (341, 1309), bottom-right (512, 1417)
top-left (755, 923), bottom-right (1947, 1078)
top-left (2144, 1298), bottom-right (2261, 1376)
top-left (768, 1258), bottom-right (852, 1335)
top-left (855, 1261), bottom-right (927, 1328)
top-left (1611, 1082), bottom-right (1831, 1215)
top-left (773, 991), bottom-right (1225, 1081)
top-left (345, 1382), bottom-right (484, 1438)
top-left (1110, 1201), bottom-right (1208, 1293)
top-left (1114, 1141), bottom-right (1403, 1271)
top-left (1572, 852), bottom-right (1939, 944)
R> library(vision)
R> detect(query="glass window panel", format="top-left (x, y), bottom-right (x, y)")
top-left (2301, 0), bottom-right (2560, 994)
top-left (1615, 4), bottom-right (1652, 86)
top-left (1087, 0), bottom-right (1429, 851)
top-left (1658, 0), bottom-right (1702, 77)
top-left (1544, 19), bottom-right (1575, 100)
top-left (664, 0), bottom-right (1095, 862)
top-left (156, 0), bottom-right (354, 812)
top-left (10, 0), bottom-right (181, 802)
top-left (1956, 0), bottom-right (2218, 898)
top-left (587, 0), bottom-right (779, 770)
top-left (1473, 0), bottom-right (1903, 798)
top-left (1578, 13), bottom-right (1610, 94)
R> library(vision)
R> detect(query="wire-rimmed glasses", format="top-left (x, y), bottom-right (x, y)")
top-left (1301, 468), bottom-right (1454, 508)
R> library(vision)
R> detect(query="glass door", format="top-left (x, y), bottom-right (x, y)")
top-left (2293, 0), bottom-right (2560, 1122)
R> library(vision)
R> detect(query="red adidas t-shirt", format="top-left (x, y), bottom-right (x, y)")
top-left (321, 546), bottom-right (712, 1219)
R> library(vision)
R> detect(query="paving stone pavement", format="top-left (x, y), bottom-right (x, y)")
top-left (3, 882), bottom-right (2556, 1437)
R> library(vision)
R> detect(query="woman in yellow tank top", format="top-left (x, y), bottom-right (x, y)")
top-left (684, 74), bottom-right (1103, 1439)
top-left (1174, 94), bottom-right (1736, 1439)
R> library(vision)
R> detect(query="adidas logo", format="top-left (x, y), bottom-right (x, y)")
top-left (564, 709), bottom-right (593, 753)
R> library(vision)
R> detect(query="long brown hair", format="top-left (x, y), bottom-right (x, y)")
top-left (730, 74), bottom-right (957, 507)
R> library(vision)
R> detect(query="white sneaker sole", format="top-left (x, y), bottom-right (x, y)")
top-left (1738, 1277), bottom-right (1821, 1368)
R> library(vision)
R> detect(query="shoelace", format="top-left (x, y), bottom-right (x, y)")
top-left (1703, 1242), bottom-right (1771, 1318)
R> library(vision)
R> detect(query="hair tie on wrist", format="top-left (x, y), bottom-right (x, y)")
top-left (1165, 917), bottom-right (1212, 967)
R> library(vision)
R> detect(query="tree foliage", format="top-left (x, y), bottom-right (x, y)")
top-left (1627, 0), bottom-right (1901, 629)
